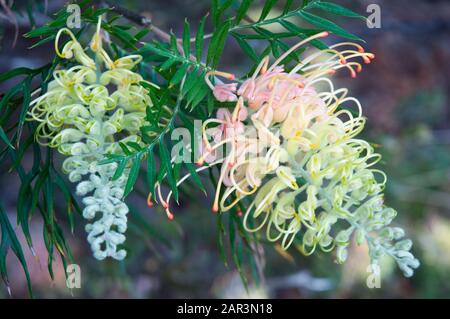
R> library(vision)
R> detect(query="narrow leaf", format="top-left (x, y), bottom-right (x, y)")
top-left (297, 10), bottom-right (363, 41)
top-left (124, 155), bottom-right (142, 197)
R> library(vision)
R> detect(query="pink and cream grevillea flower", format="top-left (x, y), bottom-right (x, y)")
top-left (151, 32), bottom-right (418, 277)
top-left (196, 32), bottom-right (419, 277)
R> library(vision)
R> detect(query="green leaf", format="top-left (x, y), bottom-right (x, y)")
top-left (185, 162), bottom-right (205, 193)
top-left (0, 67), bottom-right (34, 82)
top-left (0, 127), bottom-right (14, 149)
top-left (16, 173), bottom-right (35, 250)
top-left (207, 19), bottom-right (231, 68)
top-left (159, 137), bottom-right (178, 201)
top-left (189, 81), bottom-right (210, 109)
top-left (182, 66), bottom-right (200, 96)
top-left (126, 141), bottom-right (142, 152)
top-left (159, 57), bottom-right (178, 71)
top-left (235, 0), bottom-right (253, 25)
top-left (112, 160), bottom-right (127, 181)
top-left (182, 19), bottom-right (191, 58)
top-left (170, 63), bottom-right (189, 87)
top-left (134, 28), bottom-right (150, 41)
top-left (0, 204), bottom-right (33, 297)
top-left (211, 0), bottom-right (220, 27)
top-left (110, 25), bottom-right (138, 48)
top-left (279, 20), bottom-right (328, 50)
top-left (207, 92), bottom-right (215, 115)
top-left (146, 148), bottom-right (156, 197)
top-left (119, 142), bottom-right (132, 155)
top-left (297, 10), bottom-right (363, 41)
top-left (124, 155), bottom-right (142, 197)
top-left (307, 1), bottom-right (364, 19)
top-left (216, 214), bottom-right (228, 266)
top-left (232, 34), bottom-right (258, 61)
top-left (0, 82), bottom-right (21, 112)
top-left (283, 0), bottom-right (295, 14)
top-left (195, 15), bottom-right (207, 62)
top-left (17, 77), bottom-right (32, 145)
top-left (128, 205), bottom-right (172, 248)
top-left (259, 0), bottom-right (278, 21)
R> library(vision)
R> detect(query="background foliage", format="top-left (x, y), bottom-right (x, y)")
top-left (0, 0), bottom-right (449, 298)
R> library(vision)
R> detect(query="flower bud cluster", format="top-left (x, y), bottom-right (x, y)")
top-left (29, 20), bottom-right (152, 260)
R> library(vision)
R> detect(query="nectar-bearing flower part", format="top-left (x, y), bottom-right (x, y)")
top-left (28, 19), bottom-right (153, 260)
top-left (197, 32), bottom-right (419, 277)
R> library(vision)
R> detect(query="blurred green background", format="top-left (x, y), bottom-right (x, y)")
top-left (0, 0), bottom-right (449, 298)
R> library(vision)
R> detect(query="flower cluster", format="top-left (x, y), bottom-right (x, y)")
top-left (28, 19), bottom-right (153, 260)
top-left (200, 32), bottom-right (419, 276)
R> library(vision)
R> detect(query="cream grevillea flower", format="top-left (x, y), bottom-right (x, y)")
top-left (28, 18), bottom-right (154, 260)
top-left (200, 32), bottom-right (419, 277)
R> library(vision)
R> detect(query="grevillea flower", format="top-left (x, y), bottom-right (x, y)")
top-left (196, 32), bottom-right (419, 277)
top-left (28, 18), bottom-right (154, 260)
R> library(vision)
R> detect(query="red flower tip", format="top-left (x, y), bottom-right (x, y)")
top-left (147, 194), bottom-right (154, 208)
top-left (196, 159), bottom-right (204, 167)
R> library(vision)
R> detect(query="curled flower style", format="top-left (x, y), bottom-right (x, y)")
top-left (196, 32), bottom-right (419, 277)
top-left (28, 18), bottom-right (153, 260)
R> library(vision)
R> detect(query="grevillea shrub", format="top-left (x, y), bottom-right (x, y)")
top-left (0, 1), bottom-right (419, 295)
